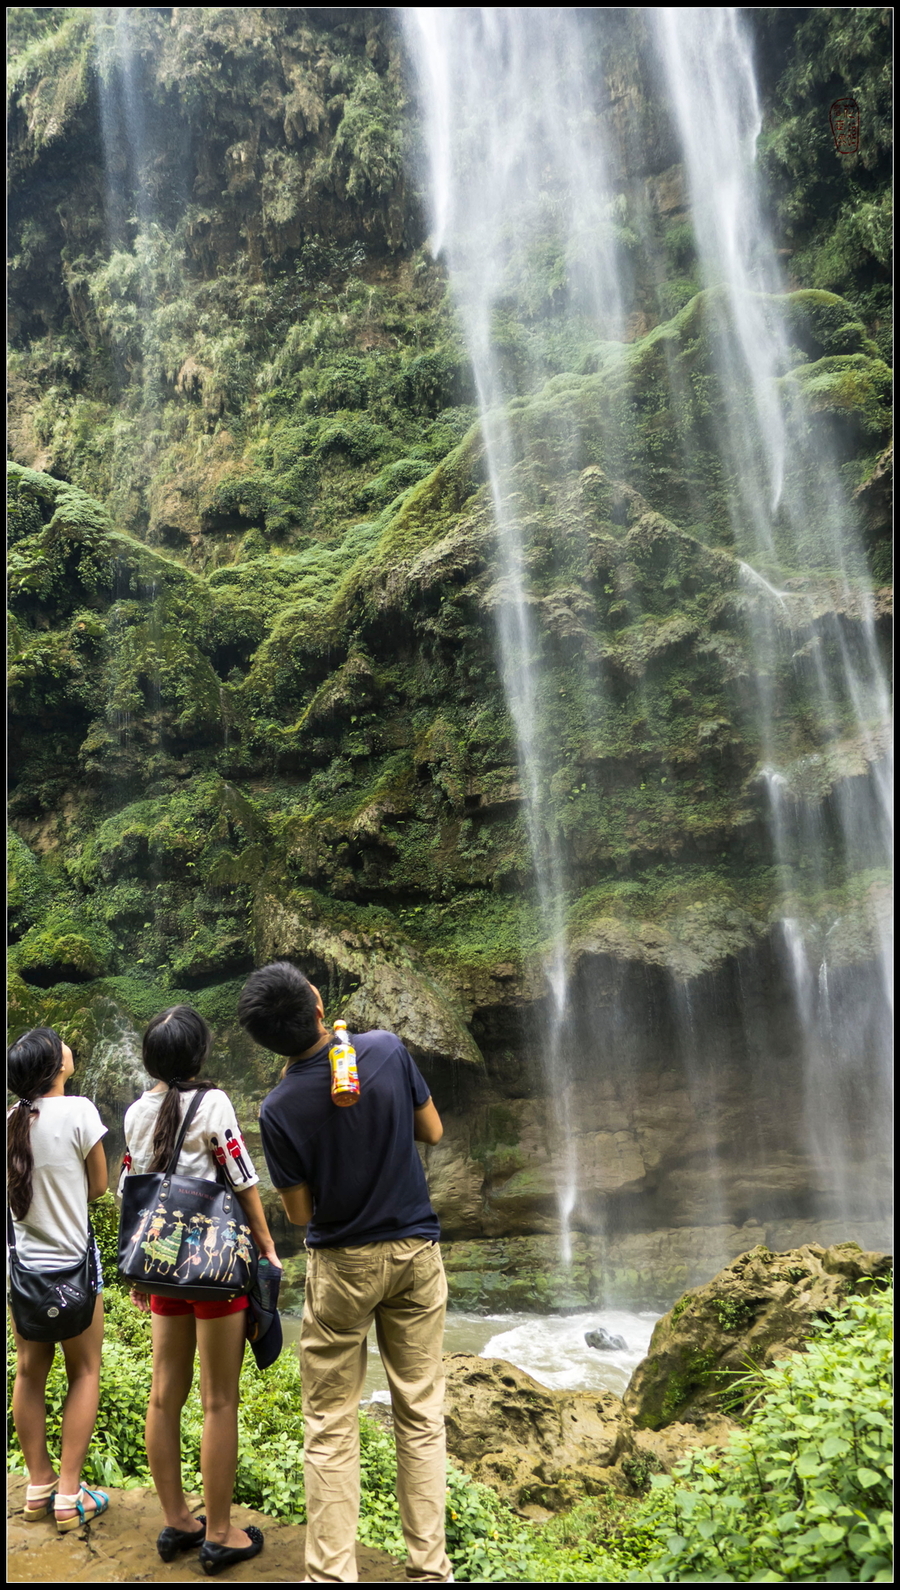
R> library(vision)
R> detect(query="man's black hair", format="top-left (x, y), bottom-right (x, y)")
top-left (238, 961), bottom-right (322, 1056)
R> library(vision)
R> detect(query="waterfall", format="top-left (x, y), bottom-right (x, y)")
top-left (402, 7), bottom-right (892, 1247)
top-left (404, 7), bottom-right (629, 1257)
top-left (653, 7), bottom-right (892, 1220)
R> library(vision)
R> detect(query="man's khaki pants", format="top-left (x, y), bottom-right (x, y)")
top-left (300, 1236), bottom-right (452, 1583)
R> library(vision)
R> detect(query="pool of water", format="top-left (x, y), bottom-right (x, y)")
top-left (281, 1306), bottom-right (659, 1404)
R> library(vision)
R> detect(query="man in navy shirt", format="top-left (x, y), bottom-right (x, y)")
top-left (238, 962), bottom-right (452, 1584)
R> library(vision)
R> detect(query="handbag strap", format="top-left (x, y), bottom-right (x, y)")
top-left (165, 1087), bottom-right (208, 1175)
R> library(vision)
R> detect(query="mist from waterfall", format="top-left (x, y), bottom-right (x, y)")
top-left (90, 10), bottom-right (183, 792)
top-left (403, 6), bottom-right (892, 1246)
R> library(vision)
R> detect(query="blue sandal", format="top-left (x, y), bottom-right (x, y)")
top-left (55, 1486), bottom-right (109, 1533)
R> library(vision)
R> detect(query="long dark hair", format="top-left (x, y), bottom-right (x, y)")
top-left (7, 1028), bottom-right (65, 1219)
top-left (142, 1005), bottom-right (215, 1172)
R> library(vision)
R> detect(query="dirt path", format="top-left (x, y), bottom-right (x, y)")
top-left (7, 1477), bottom-right (406, 1583)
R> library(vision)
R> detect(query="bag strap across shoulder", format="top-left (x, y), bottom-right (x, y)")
top-left (166, 1087), bottom-right (207, 1175)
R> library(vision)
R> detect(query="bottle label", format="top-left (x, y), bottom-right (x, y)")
top-left (329, 1036), bottom-right (360, 1099)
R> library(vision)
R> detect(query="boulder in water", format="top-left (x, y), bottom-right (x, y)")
top-left (585, 1327), bottom-right (628, 1351)
top-left (442, 1242), bottom-right (892, 1513)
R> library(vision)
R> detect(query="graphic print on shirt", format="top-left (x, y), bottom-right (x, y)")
top-left (210, 1135), bottom-right (229, 1173)
top-left (211, 1130), bottom-right (253, 1185)
top-left (116, 1151), bottom-right (133, 1202)
top-left (224, 1128), bottom-right (253, 1181)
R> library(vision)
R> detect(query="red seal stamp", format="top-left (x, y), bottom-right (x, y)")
top-left (829, 97), bottom-right (860, 154)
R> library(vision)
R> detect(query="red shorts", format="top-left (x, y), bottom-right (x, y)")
top-left (150, 1294), bottom-right (249, 1319)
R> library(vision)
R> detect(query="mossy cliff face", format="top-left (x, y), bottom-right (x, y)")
top-left (6, 8), bottom-right (892, 1287)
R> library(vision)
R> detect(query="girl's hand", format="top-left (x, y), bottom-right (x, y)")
top-left (258, 1243), bottom-right (281, 1267)
top-left (130, 1287), bottom-right (151, 1312)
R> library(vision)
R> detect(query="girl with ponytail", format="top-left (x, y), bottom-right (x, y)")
top-left (7, 1028), bottom-right (110, 1532)
top-left (119, 1005), bottom-right (277, 1572)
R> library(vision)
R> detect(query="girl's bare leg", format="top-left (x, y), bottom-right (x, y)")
top-left (56, 1295), bottom-right (105, 1509)
top-left (10, 1318), bottom-right (56, 1486)
top-left (195, 1310), bottom-right (252, 1548)
top-left (146, 1311), bottom-right (198, 1532)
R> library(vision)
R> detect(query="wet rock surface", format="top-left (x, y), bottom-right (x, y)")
top-left (274, 1223), bottom-right (893, 1317)
top-left (443, 1351), bottom-right (634, 1512)
top-left (433, 1217), bottom-right (892, 1313)
top-left (585, 1327), bottom-right (628, 1351)
top-left (6, 1479), bottom-right (403, 1584)
top-left (442, 1350), bottom-right (738, 1514)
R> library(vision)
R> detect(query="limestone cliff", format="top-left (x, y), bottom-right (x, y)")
top-left (6, 8), bottom-right (892, 1293)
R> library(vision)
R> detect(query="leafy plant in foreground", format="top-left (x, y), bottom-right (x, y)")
top-left (632, 1284), bottom-right (893, 1583)
top-left (9, 1281), bottom-right (890, 1582)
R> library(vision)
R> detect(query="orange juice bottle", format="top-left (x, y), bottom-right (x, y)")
top-left (329, 1021), bottom-right (360, 1107)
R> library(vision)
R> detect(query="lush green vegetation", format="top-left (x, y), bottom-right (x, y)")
top-left (8, 344), bottom-right (888, 1033)
top-left (635, 1284), bottom-right (893, 1584)
top-left (7, 4), bottom-right (891, 1057)
top-left (753, 6), bottom-right (892, 360)
top-left (7, 1235), bottom-right (892, 1582)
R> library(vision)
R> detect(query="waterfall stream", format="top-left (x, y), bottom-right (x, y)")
top-left (402, 6), bottom-right (892, 1251)
top-left (404, 6), bottom-right (633, 1257)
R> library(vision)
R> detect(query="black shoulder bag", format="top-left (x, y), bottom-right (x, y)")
top-left (117, 1090), bottom-right (259, 1303)
top-left (7, 1209), bottom-right (99, 1342)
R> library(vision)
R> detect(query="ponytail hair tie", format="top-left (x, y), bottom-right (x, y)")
top-left (19, 1097), bottom-right (35, 1110)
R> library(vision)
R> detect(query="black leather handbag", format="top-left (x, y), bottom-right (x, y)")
top-left (117, 1090), bottom-right (258, 1302)
top-left (7, 1210), bottom-right (99, 1342)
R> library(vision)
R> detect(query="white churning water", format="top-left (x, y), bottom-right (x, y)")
top-left (284, 1308), bottom-right (659, 1404)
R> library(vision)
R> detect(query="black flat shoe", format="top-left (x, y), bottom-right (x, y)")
top-left (157, 1516), bottom-right (206, 1561)
top-left (199, 1525), bottom-right (264, 1575)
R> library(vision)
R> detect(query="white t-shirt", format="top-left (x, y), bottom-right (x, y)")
top-left (8, 1095), bottom-right (108, 1267)
top-left (119, 1086), bottom-right (259, 1199)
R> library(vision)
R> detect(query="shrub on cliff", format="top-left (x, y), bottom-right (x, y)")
top-left (632, 1283), bottom-right (893, 1583)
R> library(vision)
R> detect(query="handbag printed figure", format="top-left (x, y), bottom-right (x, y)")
top-left (173, 1212), bottom-right (205, 1278)
top-left (140, 1208), bottom-right (185, 1274)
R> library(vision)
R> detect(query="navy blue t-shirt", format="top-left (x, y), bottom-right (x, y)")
top-left (258, 1029), bottom-right (440, 1248)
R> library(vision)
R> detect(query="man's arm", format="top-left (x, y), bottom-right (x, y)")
top-left (279, 1182), bottom-right (314, 1226)
top-left (414, 1097), bottom-right (443, 1145)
